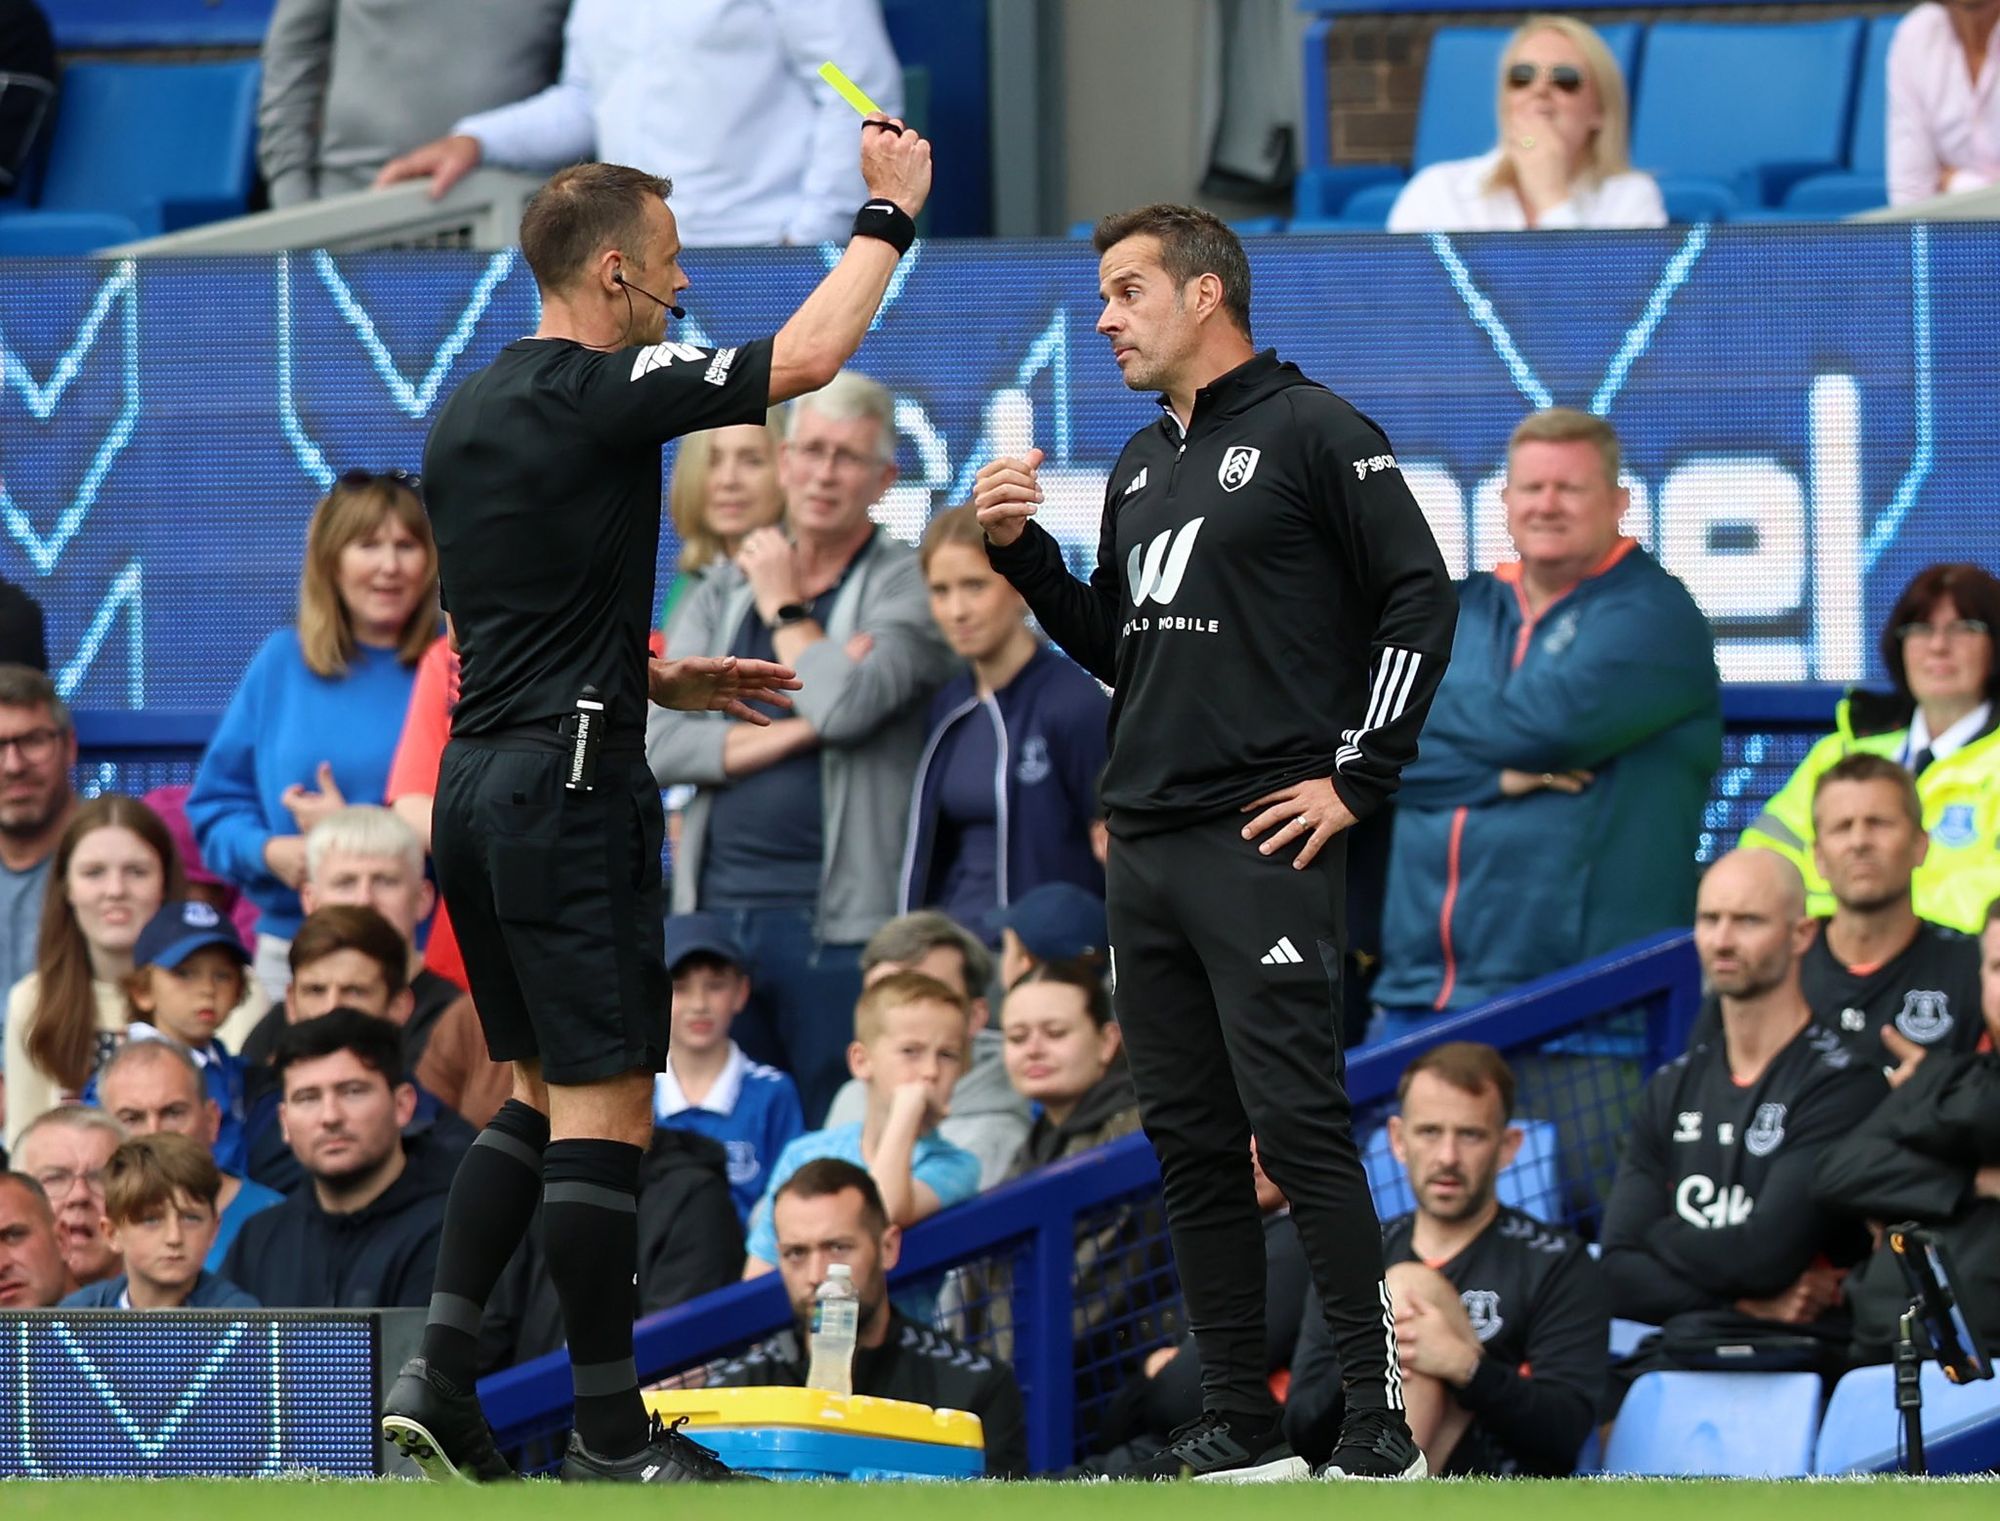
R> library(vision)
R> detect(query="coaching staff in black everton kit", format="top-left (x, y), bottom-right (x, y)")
top-left (379, 122), bottom-right (934, 1486)
top-left (974, 204), bottom-right (1456, 1481)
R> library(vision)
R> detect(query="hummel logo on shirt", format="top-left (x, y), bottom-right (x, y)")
top-left (1261, 936), bottom-right (1305, 966)
top-left (1124, 467), bottom-right (1148, 496)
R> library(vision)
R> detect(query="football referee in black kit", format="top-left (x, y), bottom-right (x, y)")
top-left (975, 204), bottom-right (1457, 1481)
top-left (377, 122), bottom-right (933, 1485)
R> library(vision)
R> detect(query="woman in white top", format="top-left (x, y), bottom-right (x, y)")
top-left (3, 795), bottom-right (183, 1152)
top-left (1388, 15), bottom-right (1666, 232)
top-left (1887, 0), bottom-right (2000, 207)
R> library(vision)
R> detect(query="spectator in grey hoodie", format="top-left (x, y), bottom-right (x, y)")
top-left (257, 0), bottom-right (566, 206)
top-left (648, 371), bottom-right (956, 1125)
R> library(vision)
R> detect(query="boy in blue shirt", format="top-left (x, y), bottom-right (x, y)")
top-left (653, 914), bottom-right (804, 1224)
top-left (60, 1133), bottom-right (259, 1310)
top-left (743, 970), bottom-right (983, 1274)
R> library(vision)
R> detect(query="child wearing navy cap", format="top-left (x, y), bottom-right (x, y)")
top-left (653, 912), bottom-right (804, 1224)
top-left (97, 901), bottom-right (253, 1173)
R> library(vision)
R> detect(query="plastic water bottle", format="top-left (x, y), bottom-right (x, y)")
top-left (806, 1264), bottom-right (859, 1396)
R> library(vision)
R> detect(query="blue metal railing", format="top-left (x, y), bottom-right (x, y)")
top-left (477, 929), bottom-right (1701, 1474)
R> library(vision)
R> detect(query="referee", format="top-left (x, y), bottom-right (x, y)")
top-left (378, 125), bottom-right (933, 1485)
top-left (974, 204), bottom-right (1456, 1481)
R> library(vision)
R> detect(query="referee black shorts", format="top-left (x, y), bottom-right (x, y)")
top-left (432, 729), bottom-right (668, 1086)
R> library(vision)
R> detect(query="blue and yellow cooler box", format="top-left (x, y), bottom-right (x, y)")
top-left (643, 1388), bottom-right (985, 1481)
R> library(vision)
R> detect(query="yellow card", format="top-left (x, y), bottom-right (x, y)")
top-left (818, 60), bottom-right (885, 118)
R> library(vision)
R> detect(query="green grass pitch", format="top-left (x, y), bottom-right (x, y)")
top-left (1, 1478), bottom-right (1995, 1521)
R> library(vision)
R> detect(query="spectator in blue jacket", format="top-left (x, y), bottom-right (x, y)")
top-left (1376, 409), bottom-right (1720, 1029)
top-left (899, 505), bottom-right (1108, 933)
top-left (188, 470), bottom-right (437, 1005)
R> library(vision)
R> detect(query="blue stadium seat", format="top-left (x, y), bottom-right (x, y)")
top-left (1630, 19), bottom-right (1866, 220)
top-left (0, 209), bottom-right (141, 255)
top-left (1361, 1117), bottom-right (1562, 1223)
top-left (1299, 23), bottom-right (1642, 229)
top-left (1815, 1364), bottom-right (2000, 1474)
top-left (30, 61), bottom-right (261, 236)
top-left (42, 0), bottom-right (276, 51)
top-left (1783, 14), bottom-right (1899, 218)
top-left (1608, 1317), bottom-right (1658, 1358)
top-left (1604, 1371), bottom-right (1821, 1476)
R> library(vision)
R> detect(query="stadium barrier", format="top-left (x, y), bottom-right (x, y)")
top-left (479, 931), bottom-right (1701, 1475)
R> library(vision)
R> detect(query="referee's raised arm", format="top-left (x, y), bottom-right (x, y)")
top-left (766, 117), bottom-right (932, 403)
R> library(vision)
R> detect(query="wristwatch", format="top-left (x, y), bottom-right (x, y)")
top-left (769, 602), bottom-right (813, 629)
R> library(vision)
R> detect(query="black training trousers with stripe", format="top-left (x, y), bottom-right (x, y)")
top-left (1107, 811), bottom-right (1402, 1421)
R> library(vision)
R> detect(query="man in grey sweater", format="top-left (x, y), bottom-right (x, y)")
top-left (648, 371), bottom-right (955, 1127)
top-left (257, 0), bottom-right (566, 206)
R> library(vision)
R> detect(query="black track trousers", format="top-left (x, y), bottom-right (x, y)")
top-left (1107, 812), bottom-right (1402, 1419)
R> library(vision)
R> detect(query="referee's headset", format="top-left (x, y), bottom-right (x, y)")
top-left (612, 264), bottom-right (686, 320)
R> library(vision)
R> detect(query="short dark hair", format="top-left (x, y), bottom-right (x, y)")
top-left (1879, 563), bottom-right (2000, 706)
top-left (519, 162), bottom-right (674, 297)
top-left (1010, 955), bottom-right (1113, 1029)
top-left (1397, 1041), bottom-right (1516, 1122)
top-left (1985, 895), bottom-right (2000, 933)
top-left (272, 1008), bottom-right (406, 1089)
top-left (0, 663), bottom-right (67, 730)
top-left (0, 1171), bottom-right (53, 1218)
top-left (1092, 202), bottom-right (1252, 339)
top-left (288, 905), bottom-right (409, 997)
top-left (774, 1157), bottom-right (888, 1238)
top-left (1813, 752), bottom-right (1923, 831)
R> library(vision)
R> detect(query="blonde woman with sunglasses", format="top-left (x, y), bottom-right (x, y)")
top-left (1388, 15), bottom-right (1665, 232)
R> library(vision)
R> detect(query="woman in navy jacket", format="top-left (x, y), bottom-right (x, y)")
top-left (899, 507), bottom-right (1107, 934)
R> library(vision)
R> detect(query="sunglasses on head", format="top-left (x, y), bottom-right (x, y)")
top-left (337, 467), bottom-right (423, 494)
top-left (1507, 62), bottom-right (1585, 93)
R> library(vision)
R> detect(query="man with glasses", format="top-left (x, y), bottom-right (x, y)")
top-left (650, 370), bottom-right (956, 1126)
top-left (12, 1106), bottom-right (124, 1288)
top-left (0, 665), bottom-right (76, 1045)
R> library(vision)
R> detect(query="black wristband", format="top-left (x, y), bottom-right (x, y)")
top-left (853, 198), bottom-right (916, 256)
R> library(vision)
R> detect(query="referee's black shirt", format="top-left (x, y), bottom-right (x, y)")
top-left (424, 336), bottom-right (774, 740)
top-left (987, 350), bottom-right (1456, 835)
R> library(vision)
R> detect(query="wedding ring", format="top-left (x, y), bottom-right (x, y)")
top-left (1519, 135), bottom-right (1537, 149)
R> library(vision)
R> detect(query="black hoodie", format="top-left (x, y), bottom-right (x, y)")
top-left (478, 1128), bottom-right (744, 1372)
top-left (221, 1131), bottom-right (456, 1308)
top-left (987, 350), bottom-right (1456, 832)
top-left (1005, 1060), bottom-right (1143, 1179)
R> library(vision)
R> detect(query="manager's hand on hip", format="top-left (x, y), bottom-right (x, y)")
top-left (648, 655), bottom-right (801, 725)
top-left (973, 448), bottom-right (1045, 548)
top-left (860, 117), bottom-right (932, 217)
top-left (1241, 777), bottom-right (1358, 870)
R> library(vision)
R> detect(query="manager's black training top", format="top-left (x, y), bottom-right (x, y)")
top-left (424, 335), bottom-right (774, 740)
top-left (986, 350), bottom-right (1456, 835)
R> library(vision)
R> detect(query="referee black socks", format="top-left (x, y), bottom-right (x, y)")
top-left (420, 1099), bottom-right (550, 1385)
top-left (542, 1137), bottom-right (649, 1458)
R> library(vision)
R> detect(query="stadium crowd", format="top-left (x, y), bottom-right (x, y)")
top-left (0, 0), bottom-right (1998, 1482)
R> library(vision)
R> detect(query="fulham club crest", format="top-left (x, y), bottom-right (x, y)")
top-left (1218, 446), bottom-right (1261, 492)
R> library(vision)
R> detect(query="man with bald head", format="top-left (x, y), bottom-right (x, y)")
top-left (1599, 850), bottom-right (1887, 1377)
top-left (0, 1173), bottom-right (76, 1307)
